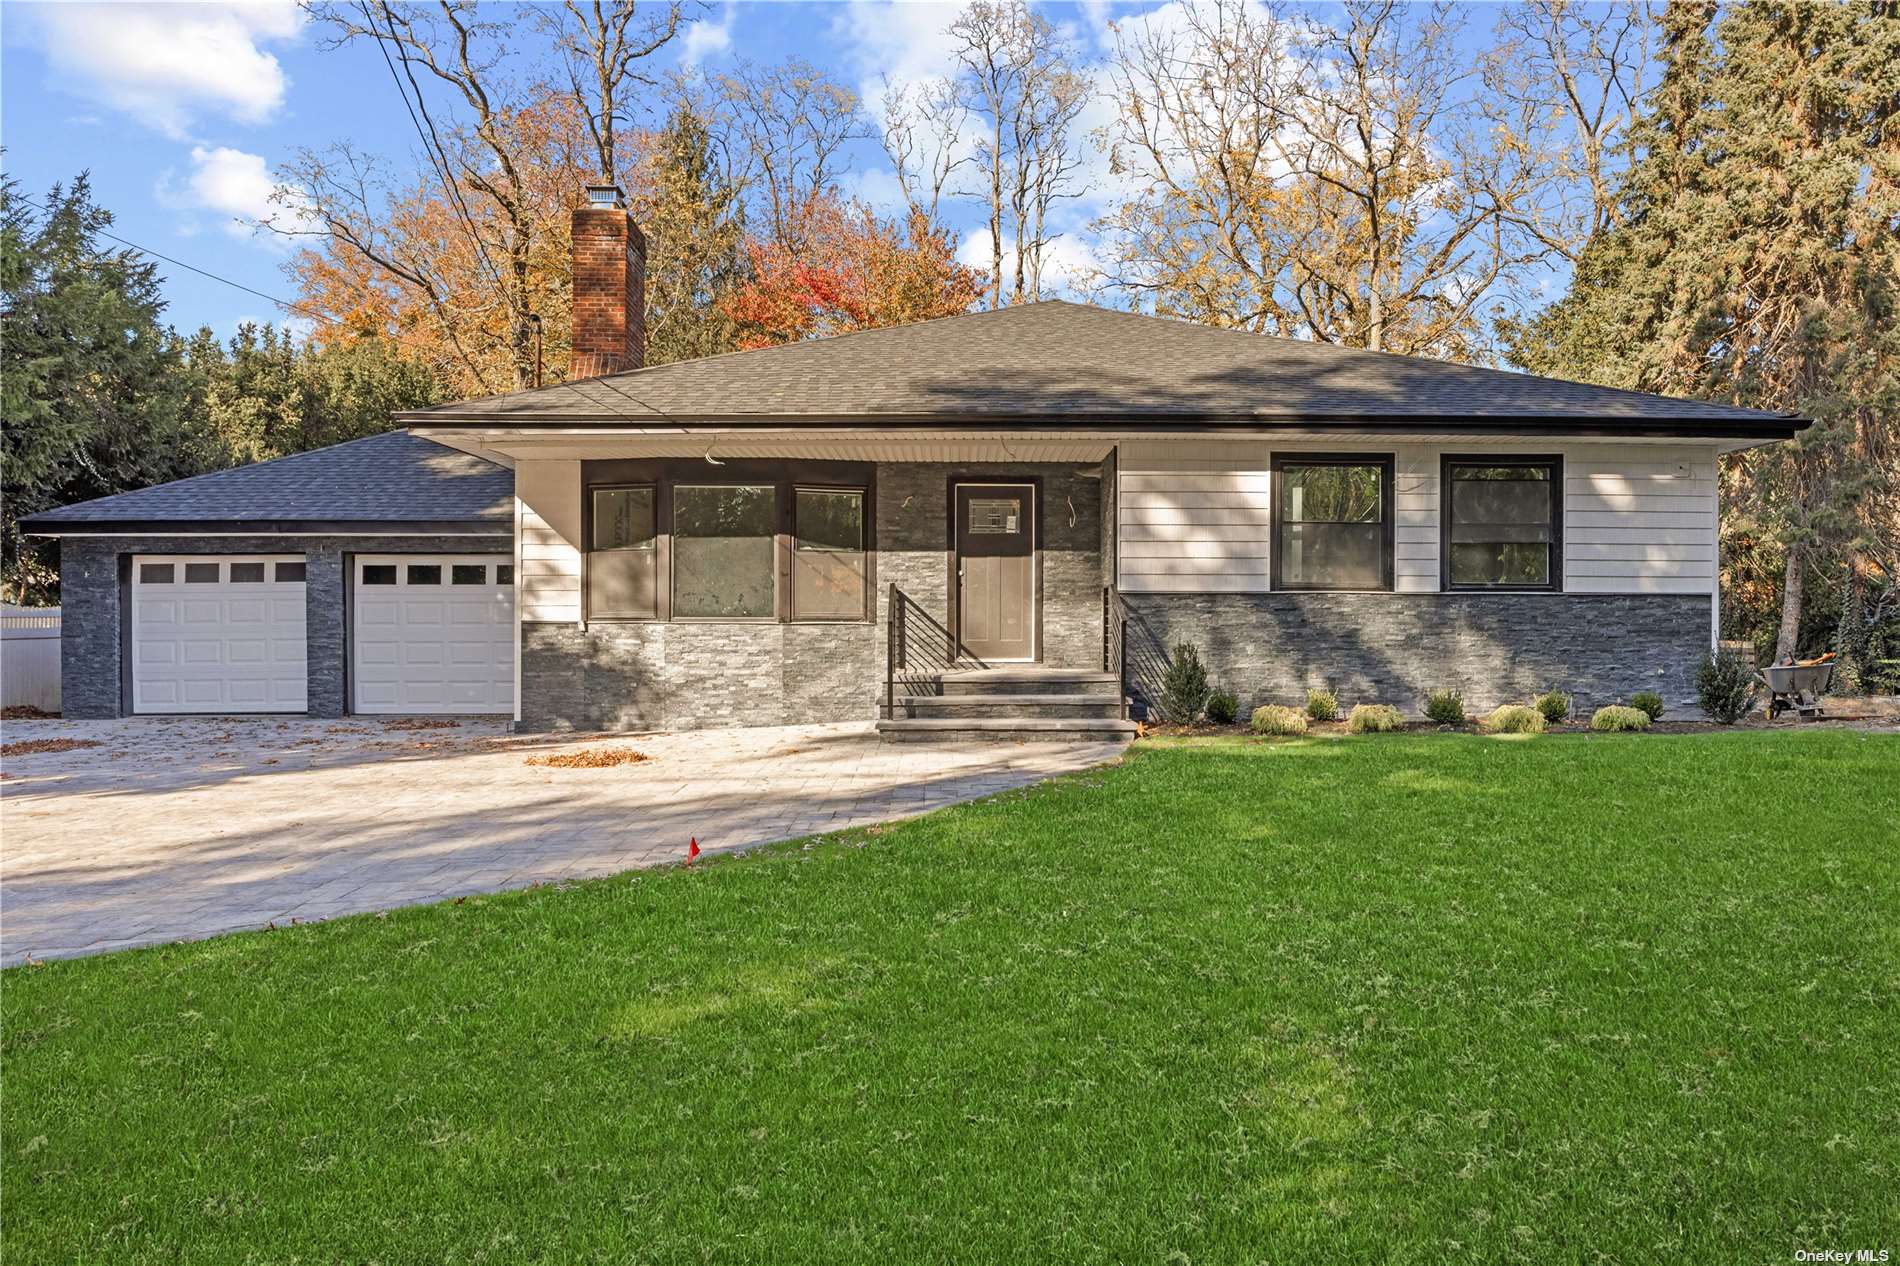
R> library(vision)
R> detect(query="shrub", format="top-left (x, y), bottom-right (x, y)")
top-left (1250, 705), bottom-right (1308, 736)
top-left (1205, 688), bottom-right (1239, 725)
top-left (1158, 642), bottom-right (1211, 724)
top-left (1629, 690), bottom-right (1666, 721)
top-left (1482, 704), bottom-right (1546, 735)
top-left (1696, 649), bottom-right (1758, 724)
top-left (1347, 703), bottom-right (1405, 734)
top-left (1305, 688), bottom-right (1340, 722)
top-left (1590, 705), bottom-right (1651, 732)
top-left (1534, 689), bottom-right (1571, 724)
top-left (1423, 688), bottom-right (1466, 725)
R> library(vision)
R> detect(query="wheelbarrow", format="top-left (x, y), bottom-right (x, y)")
top-left (1761, 656), bottom-right (1834, 720)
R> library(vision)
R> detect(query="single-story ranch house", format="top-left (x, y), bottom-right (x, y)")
top-left (23, 186), bottom-right (1806, 738)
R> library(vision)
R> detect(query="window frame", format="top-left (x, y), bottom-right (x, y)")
top-left (792, 484), bottom-right (869, 623)
top-left (1438, 454), bottom-right (1564, 593)
top-left (1269, 453), bottom-right (1396, 593)
top-left (580, 459), bottom-right (875, 625)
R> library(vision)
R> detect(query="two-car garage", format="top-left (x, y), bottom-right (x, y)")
top-left (129, 551), bottom-right (514, 716)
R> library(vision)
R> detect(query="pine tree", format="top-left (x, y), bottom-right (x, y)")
top-left (1, 174), bottom-right (193, 604)
top-left (1504, 0), bottom-right (1899, 665)
top-left (637, 104), bottom-right (750, 367)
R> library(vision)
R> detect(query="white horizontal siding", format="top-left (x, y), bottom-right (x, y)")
top-left (516, 459), bottom-right (583, 623)
top-left (1562, 444), bottom-right (1717, 592)
top-left (1116, 438), bottom-right (1723, 597)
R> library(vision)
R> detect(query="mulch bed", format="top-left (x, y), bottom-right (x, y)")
top-left (525, 747), bottom-right (652, 769)
top-left (0, 738), bottom-right (104, 757)
top-left (1, 706), bottom-right (60, 721)
top-left (383, 718), bottom-right (462, 732)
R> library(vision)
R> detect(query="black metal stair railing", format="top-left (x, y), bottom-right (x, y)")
top-left (1103, 585), bottom-right (1170, 722)
top-left (885, 584), bottom-right (986, 718)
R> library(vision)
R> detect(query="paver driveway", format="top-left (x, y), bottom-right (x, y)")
top-left (0, 717), bottom-right (1123, 965)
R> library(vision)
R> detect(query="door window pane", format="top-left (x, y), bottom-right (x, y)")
top-left (794, 489), bottom-right (865, 619)
top-left (362, 565), bottom-right (397, 585)
top-left (407, 564), bottom-right (442, 585)
top-left (138, 563), bottom-right (175, 584)
top-left (674, 484), bottom-right (776, 618)
top-left (275, 562), bottom-right (306, 582)
top-left (184, 563), bottom-right (220, 583)
top-left (451, 564), bottom-right (487, 585)
top-left (229, 562), bottom-right (266, 583)
top-left (1276, 461), bottom-right (1389, 590)
top-left (1446, 463), bottom-right (1556, 587)
top-left (496, 564), bottom-right (514, 586)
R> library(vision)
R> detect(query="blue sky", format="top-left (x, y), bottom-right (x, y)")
top-left (1, 1), bottom-right (1579, 343)
top-left (1, 1), bottom-right (1144, 339)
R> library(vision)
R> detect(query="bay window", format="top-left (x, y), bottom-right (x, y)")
top-left (1441, 457), bottom-right (1562, 590)
top-left (581, 460), bottom-right (873, 623)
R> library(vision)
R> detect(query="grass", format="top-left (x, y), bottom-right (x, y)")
top-left (4, 730), bottom-right (1897, 1263)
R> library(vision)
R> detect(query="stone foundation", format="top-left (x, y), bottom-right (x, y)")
top-left (1122, 592), bottom-right (1714, 719)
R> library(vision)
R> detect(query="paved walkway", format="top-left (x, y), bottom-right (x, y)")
top-left (0, 717), bottom-right (1123, 965)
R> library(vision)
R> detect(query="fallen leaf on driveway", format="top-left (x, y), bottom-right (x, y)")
top-left (525, 748), bottom-right (652, 769)
top-left (386, 718), bottom-right (461, 732)
top-left (0, 739), bottom-right (103, 757)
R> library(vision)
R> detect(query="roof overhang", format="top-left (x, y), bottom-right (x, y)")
top-left (20, 519), bottom-right (512, 538)
top-left (403, 412), bottom-right (1809, 441)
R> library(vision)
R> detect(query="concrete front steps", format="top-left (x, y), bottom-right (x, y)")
top-left (876, 668), bottom-right (1138, 742)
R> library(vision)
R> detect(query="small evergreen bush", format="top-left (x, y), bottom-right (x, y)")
top-left (1695, 649), bottom-right (1758, 724)
top-left (1424, 688), bottom-right (1466, 725)
top-left (1250, 705), bottom-right (1308, 736)
top-left (1534, 689), bottom-right (1571, 724)
top-left (1305, 688), bottom-right (1340, 722)
top-left (1629, 690), bottom-right (1666, 721)
top-left (1158, 642), bottom-right (1210, 724)
top-left (1347, 703), bottom-right (1406, 734)
top-left (1590, 705), bottom-right (1651, 732)
top-left (1482, 704), bottom-right (1546, 735)
top-left (1205, 688), bottom-right (1239, 725)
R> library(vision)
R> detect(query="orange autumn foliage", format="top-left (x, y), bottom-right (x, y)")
top-left (723, 194), bottom-right (985, 348)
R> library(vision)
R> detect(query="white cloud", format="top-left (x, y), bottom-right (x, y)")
top-left (679, 8), bottom-right (735, 67)
top-left (157, 145), bottom-right (313, 244)
top-left (958, 226), bottom-right (1103, 299)
top-left (26, 2), bottom-right (302, 137)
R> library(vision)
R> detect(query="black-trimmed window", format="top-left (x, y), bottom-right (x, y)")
top-left (1441, 456), bottom-right (1562, 591)
top-left (793, 488), bottom-right (866, 620)
top-left (1271, 455), bottom-right (1394, 591)
top-left (587, 485), bottom-right (658, 618)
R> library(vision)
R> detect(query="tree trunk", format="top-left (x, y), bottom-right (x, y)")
top-left (1774, 539), bottom-right (1803, 663)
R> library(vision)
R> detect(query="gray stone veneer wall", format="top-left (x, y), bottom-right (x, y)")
top-left (1122, 592), bottom-right (1715, 719)
top-left (55, 533), bottom-right (510, 719)
top-left (519, 460), bottom-right (1106, 731)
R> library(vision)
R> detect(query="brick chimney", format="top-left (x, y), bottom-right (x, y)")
top-left (569, 184), bottom-right (646, 379)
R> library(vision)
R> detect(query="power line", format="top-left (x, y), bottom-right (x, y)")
top-left (13, 192), bottom-right (691, 430)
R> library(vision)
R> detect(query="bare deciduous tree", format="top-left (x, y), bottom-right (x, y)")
top-left (948, 1), bottom-right (1090, 306)
top-left (535, 0), bottom-right (696, 183)
top-left (878, 75), bottom-right (970, 222)
top-left (715, 58), bottom-right (867, 251)
top-left (1483, 0), bottom-right (1655, 260)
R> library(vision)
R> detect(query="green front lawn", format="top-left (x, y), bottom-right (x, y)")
top-left (4, 731), bottom-right (1897, 1262)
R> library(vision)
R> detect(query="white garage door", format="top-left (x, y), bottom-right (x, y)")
top-left (351, 554), bottom-right (514, 714)
top-left (131, 555), bottom-right (308, 714)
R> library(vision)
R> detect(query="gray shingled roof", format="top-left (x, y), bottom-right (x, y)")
top-left (401, 300), bottom-right (1799, 431)
top-left (21, 430), bottom-right (512, 532)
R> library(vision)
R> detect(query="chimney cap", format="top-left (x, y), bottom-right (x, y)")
top-left (584, 184), bottom-right (626, 209)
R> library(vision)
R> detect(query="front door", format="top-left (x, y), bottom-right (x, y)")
top-left (955, 483), bottom-right (1035, 661)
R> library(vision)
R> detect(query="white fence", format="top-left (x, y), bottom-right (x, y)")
top-left (1, 606), bottom-right (61, 712)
